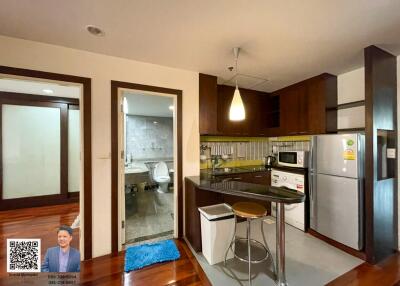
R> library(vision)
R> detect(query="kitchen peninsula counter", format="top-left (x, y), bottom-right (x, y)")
top-left (185, 175), bottom-right (305, 286)
top-left (187, 175), bottom-right (304, 204)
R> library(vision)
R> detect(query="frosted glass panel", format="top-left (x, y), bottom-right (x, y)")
top-left (2, 104), bottom-right (60, 199)
top-left (68, 109), bottom-right (80, 193)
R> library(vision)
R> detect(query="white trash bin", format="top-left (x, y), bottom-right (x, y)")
top-left (198, 203), bottom-right (235, 265)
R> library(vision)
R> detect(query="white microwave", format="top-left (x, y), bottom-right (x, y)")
top-left (278, 151), bottom-right (308, 168)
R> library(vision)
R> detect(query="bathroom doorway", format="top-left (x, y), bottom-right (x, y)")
top-left (111, 81), bottom-right (182, 252)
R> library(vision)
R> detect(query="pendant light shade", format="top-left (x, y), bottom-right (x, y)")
top-left (229, 47), bottom-right (245, 121)
top-left (229, 86), bottom-right (245, 121)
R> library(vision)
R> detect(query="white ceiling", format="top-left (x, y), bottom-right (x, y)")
top-left (1, 1), bottom-right (400, 92)
top-left (124, 91), bottom-right (173, 117)
top-left (0, 77), bottom-right (81, 98)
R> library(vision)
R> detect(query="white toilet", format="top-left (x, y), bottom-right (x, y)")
top-left (153, 161), bottom-right (171, 193)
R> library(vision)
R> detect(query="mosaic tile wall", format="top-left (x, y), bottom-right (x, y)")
top-left (126, 115), bottom-right (173, 161)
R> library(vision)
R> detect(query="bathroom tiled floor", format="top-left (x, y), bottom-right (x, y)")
top-left (125, 188), bottom-right (174, 244)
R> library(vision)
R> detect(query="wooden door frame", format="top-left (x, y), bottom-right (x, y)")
top-left (0, 65), bottom-right (93, 260)
top-left (111, 81), bottom-right (183, 254)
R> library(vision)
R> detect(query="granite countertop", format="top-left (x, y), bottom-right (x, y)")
top-left (201, 164), bottom-right (307, 176)
top-left (186, 176), bottom-right (305, 204)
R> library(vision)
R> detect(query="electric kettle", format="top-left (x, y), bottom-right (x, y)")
top-left (264, 155), bottom-right (276, 170)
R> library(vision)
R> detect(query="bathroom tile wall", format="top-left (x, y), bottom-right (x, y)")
top-left (126, 115), bottom-right (173, 161)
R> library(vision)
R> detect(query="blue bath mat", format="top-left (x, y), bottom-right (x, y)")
top-left (124, 239), bottom-right (180, 272)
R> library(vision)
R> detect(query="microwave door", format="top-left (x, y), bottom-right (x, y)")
top-left (279, 152), bottom-right (297, 165)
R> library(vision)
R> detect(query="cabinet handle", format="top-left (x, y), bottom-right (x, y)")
top-left (298, 131), bottom-right (308, 134)
top-left (254, 175), bottom-right (263, 178)
top-left (232, 177), bottom-right (242, 180)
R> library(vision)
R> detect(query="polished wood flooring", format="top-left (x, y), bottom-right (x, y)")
top-left (327, 252), bottom-right (400, 286)
top-left (1, 203), bottom-right (400, 285)
top-left (80, 239), bottom-right (211, 286)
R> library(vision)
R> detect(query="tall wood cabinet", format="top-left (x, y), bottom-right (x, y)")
top-left (199, 73), bottom-right (219, 135)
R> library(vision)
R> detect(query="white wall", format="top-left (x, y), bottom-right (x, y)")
top-left (0, 35), bottom-right (200, 258)
top-left (337, 67), bottom-right (365, 129)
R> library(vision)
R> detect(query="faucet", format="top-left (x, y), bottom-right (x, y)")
top-left (210, 155), bottom-right (222, 172)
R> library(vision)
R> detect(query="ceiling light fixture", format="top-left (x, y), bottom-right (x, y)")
top-left (229, 47), bottom-right (245, 121)
top-left (86, 25), bottom-right (105, 37)
top-left (42, 89), bottom-right (54, 94)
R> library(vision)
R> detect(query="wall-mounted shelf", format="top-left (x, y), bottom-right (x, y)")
top-left (326, 100), bottom-right (365, 111)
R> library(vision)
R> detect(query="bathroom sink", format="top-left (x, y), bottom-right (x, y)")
top-left (125, 163), bottom-right (149, 174)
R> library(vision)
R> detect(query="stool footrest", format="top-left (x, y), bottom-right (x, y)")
top-left (230, 238), bottom-right (269, 264)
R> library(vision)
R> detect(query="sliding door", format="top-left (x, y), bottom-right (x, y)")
top-left (2, 104), bottom-right (62, 199)
top-left (0, 92), bottom-right (79, 210)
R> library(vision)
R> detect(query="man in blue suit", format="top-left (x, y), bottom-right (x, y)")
top-left (41, 225), bottom-right (80, 272)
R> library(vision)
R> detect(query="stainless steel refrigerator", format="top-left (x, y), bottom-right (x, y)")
top-left (309, 133), bottom-right (364, 250)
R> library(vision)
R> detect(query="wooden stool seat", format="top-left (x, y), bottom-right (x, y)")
top-left (232, 202), bottom-right (267, 218)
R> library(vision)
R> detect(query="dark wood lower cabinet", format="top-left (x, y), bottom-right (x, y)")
top-left (185, 179), bottom-right (223, 251)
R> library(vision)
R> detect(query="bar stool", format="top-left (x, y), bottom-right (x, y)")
top-left (224, 202), bottom-right (275, 285)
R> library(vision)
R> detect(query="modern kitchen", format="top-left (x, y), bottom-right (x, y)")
top-left (0, 2), bottom-right (399, 286)
top-left (184, 46), bottom-right (397, 286)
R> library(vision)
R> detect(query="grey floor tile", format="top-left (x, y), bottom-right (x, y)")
top-left (193, 217), bottom-right (363, 286)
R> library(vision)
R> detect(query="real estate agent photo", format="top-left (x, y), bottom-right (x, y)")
top-left (41, 225), bottom-right (80, 272)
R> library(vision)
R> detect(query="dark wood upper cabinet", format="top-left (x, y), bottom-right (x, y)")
top-left (199, 72), bottom-right (337, 137)
top-left (199, 73), bottom-right (219, 135)
top-left (307, 74), bottom-right (338, 134)
top-left (217, 85), bottom-right (266, 136)
top-left (274, 73), bottom-right (337, 135)
top-left (277, 84), bottom-right (308, 135)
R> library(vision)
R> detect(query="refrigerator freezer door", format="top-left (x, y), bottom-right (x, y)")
top-left (312, 173), bottom-right (362, 250)
top-left (316, 134), bottom-right (360, 178)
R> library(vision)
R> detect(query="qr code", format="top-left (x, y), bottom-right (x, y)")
top-left (7, 239), bottom-right (41, 272)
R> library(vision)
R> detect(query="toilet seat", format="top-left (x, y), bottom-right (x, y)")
top-left (155, 176), bottom-right (170, 182)
top-left (153, 161), bottom-right (169, 178)
top-left (153, 161), bottom-right (171, 193)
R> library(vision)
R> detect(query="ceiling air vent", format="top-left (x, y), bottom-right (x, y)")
top-left (222, 73), bottom-right (268, 92)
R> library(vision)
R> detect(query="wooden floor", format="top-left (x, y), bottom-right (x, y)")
top-left (327, 252), bottom-right (400, 286)
top-left (79, 239), bottom-right (211, 286)
top-left (1, 204), bottom-right (400, 286)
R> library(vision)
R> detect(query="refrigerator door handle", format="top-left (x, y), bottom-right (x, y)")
top-left (309, 172), bottom-right (314, 227)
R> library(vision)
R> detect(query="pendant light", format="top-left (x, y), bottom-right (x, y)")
top-left (229, 47), bottom-right (245, 121)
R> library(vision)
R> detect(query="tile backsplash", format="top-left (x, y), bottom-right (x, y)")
top-left (126, 115), bottom-right (173, 161)
top-left (200, 137), bottom-right (269, 169)
top-left (268, 139), bottom-right (310, 155)
top-left (201, 141), bottom-right (269, 160)
top-left (200, 135), bottom-right (311, 169)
